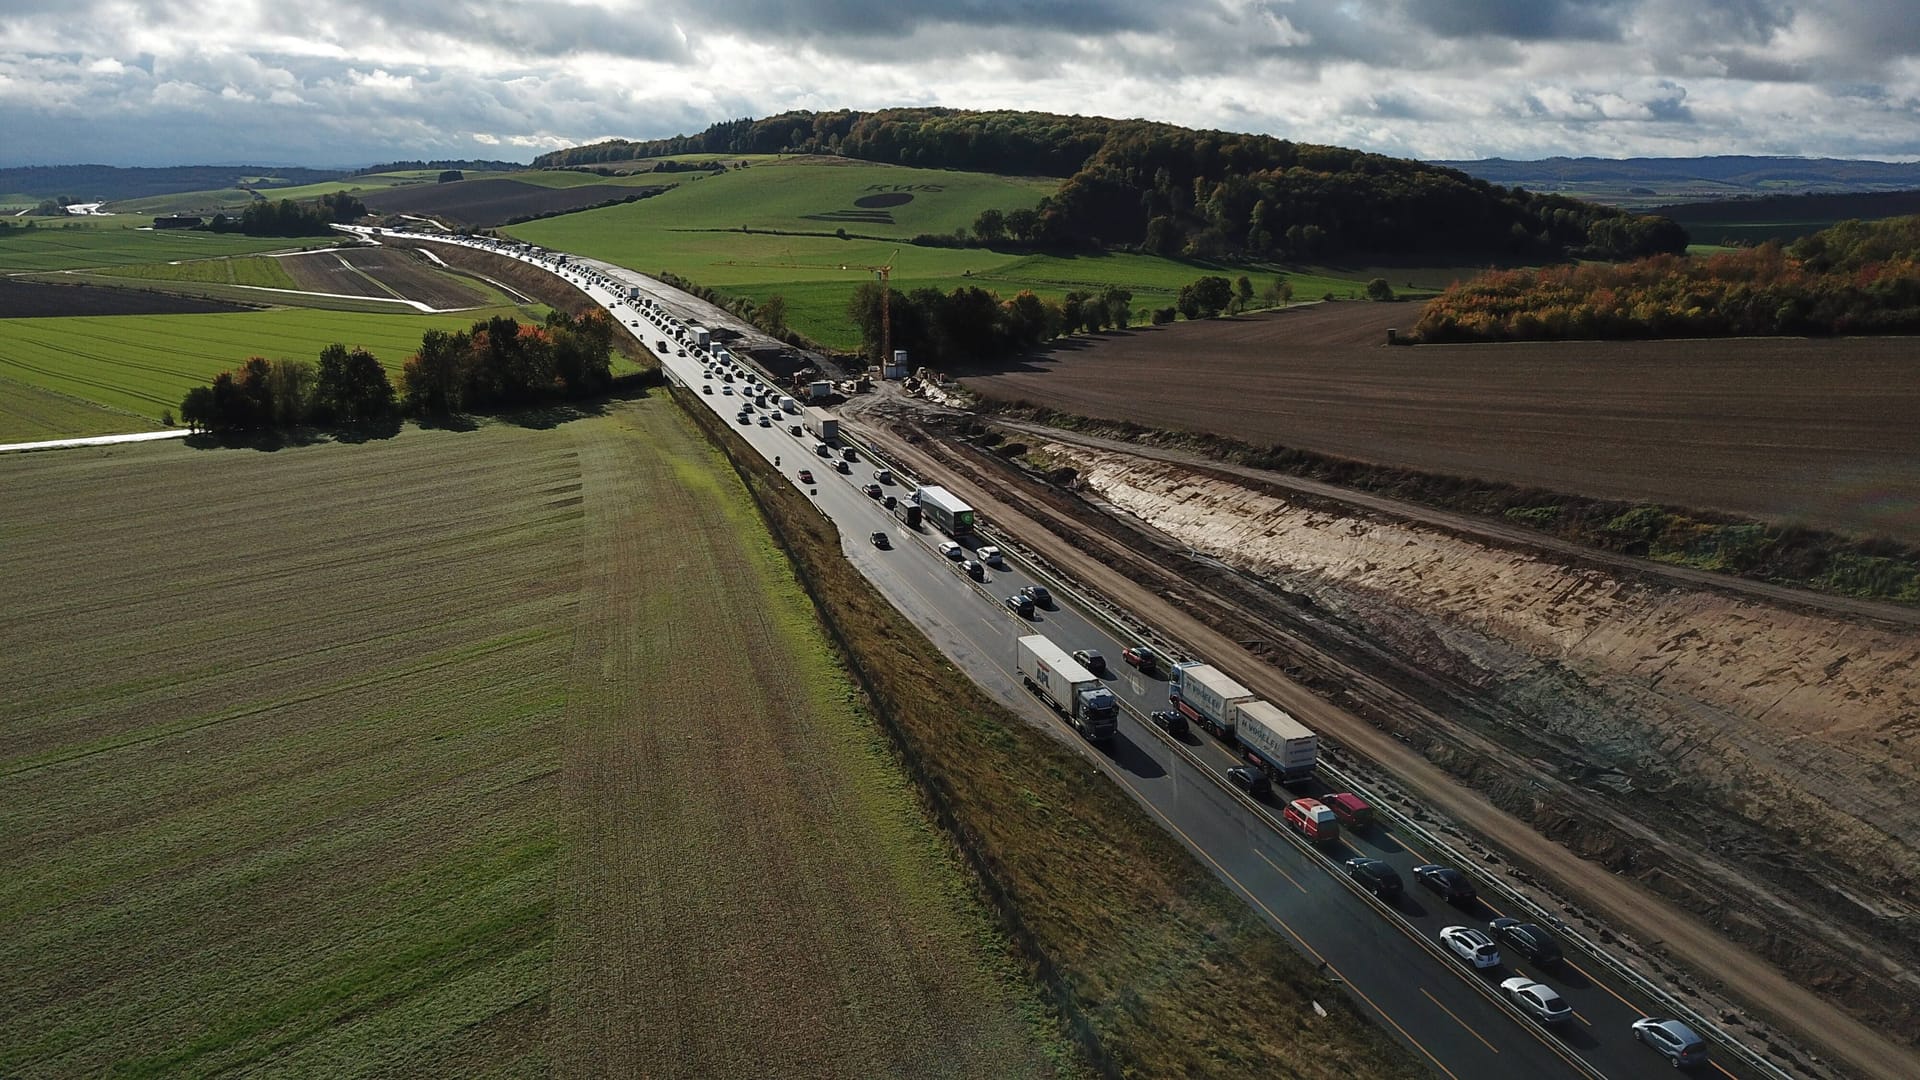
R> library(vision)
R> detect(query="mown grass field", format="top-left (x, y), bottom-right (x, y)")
top-left (94, 254), bottom-right (300, 290)
top-left (507, 158), bottom-right (1476, 350)
top-left (0, 379), bottom-right (160, 443)
top-left (0, 400), bottom-right (1066, 1077)
top-left (0, 307), bottom-right (525, 433)
top-left (0, 222), bottom-right (327, 273)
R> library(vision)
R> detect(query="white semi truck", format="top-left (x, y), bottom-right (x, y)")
top-left (1232, 699), bottom-right (1319, 782)
top-left (1169, 662), bottom-right (1255, 737)
top-left (1017, 635), bottom-right (1118, 742)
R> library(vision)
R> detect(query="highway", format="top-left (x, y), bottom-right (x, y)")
top-left (351, 227), bottom-right (1770, 1079)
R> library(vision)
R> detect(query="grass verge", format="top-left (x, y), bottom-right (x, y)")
top-left (676, 388), bottom-right (1425, 1077)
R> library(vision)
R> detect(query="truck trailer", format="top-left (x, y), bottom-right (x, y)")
top-left (1170, 662), bottom-right (1256, 737)
top-left (1017, 635), bottom-right (1118, 742)
top-left (1232, 699), bottom-right (1319, 782)
top-left (803, 406), bottom-right (839, 442)
top-left (912, 485), bottom-right (975, 537)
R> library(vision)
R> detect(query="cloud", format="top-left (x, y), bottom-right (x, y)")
top-left (0, 0), bottom-right (1916, 167)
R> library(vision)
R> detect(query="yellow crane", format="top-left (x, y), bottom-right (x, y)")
top-left (776, 248), bottom-right (899, 363)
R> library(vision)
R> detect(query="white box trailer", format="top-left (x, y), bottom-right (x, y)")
top-left (912, 485), bottom-right (975, 537)
top-left (803, 406), bottom-right (838, 442)
top-left (1016, 635), bottom-right (1118, 741)
top-left (1170, 662), bottom-right (1256, 736)
top-left (1233, 699), bottom-right (1318, 782)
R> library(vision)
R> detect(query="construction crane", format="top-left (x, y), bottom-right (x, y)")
top-left (840, 249), bottom-right (898, 364)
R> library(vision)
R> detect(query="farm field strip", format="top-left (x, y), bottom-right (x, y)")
top-left (0, 377), bottom-right (159, 443)
top-left (0, 401), bottom-right (1060, 1075)
top-left (95, 255), bottom-right (300, 290)
top-left (0, 227), bottom-right (323, 273)
top-left (0, 308), bottom-right (519, 422)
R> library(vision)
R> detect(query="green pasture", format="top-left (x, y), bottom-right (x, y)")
top-left (0, 223), bottom-right (328, 273)
top-left (0, 307), bottom-right (526, 426)
top-left (506, 170), bottom-right (679, 190)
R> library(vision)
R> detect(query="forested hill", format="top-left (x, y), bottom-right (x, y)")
top-left (534, 108), bottom-right (1685, 262)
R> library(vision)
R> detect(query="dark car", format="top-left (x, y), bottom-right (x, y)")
top-left (1148, 709), bottom-right (1188, 737)
top-left (1489, 919), bottom-right (1563, 966)
top-left (1004, 593), bottom-right (1035, 617)
top-left (1021, 584), bottom-right (1053, 608)
top-left (835, 459), bottom-right (851, 473)
top-left (864, 483), bottom-right (882, 498)
top-left (1071, 648), bottom-right (1107, 675)
top-left (1343, 857), bottom-right (1404, 899)
top-left (883, 495), bottom-right (897, 510)
top-left (797, 469), bottom-right (814, 484)
top-left (870, 531), bottom-right (890, 549)
top-left (1225, 765), bottom-right (1271, 801)
top-left (1412, 864), bottom-right (1478, 904)
top-left (962, 559), bottom-right (985, 580)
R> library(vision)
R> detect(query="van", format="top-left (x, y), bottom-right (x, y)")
top-left (1324, 792), bottom-right (1374, 830)
top-left (815, 442), bottom-right (832, 457)
top-left (1284, 797), bottom-right (1341, 841)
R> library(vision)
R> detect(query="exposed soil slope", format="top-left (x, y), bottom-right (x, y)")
top-left (959, 303), bottom-right (1920, 543)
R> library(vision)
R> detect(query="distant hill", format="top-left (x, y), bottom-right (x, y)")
top-left (0, 165), bottom-right (351, 203)
top-left (538, 108), bottom-right (1686, 262)
top-left (1656, 189), bottom-right (1920, 247)
top-left (1435, 156), bottom-right (1920, 208)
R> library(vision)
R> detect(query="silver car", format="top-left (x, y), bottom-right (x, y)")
top-left (1631, 1017), bottom-right (1710, 1068)
top-left (1438, 926), bottom-right (1500, 969)
top-left (1500, 977), bottom-right (1570, 1025)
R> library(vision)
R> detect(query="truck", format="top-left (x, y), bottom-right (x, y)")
top-left (803, 406), bottom-right (838, 443)
top-left (807, 379), bottom-right (835, 402)
top-left (1232, 699), bottom-right (1319, 783)
top-left (1017, 635), bottom-right (1118, 742)
top-left (692, 327), bottom-right (712, 350)
top-left (780, 396), bottom-right (799, 414)
top-left (1169, 662), bottom-right (1255, 738)
top-left (912, 485), bottom-right (975, 537)
top-left (898, 503), bottom-right (923, 528)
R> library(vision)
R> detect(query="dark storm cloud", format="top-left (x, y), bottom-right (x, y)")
top-left (664, 0), bottom-right (1178, 39)
top-left (1401, 0), bottom-right (1633, 43)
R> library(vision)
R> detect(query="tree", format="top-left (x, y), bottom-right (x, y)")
top-left (266, 358), bottom-right (316, 427)
top-left (973, 208), bottom-right (1007, 244)
top-left (402, 329), bottom-right (468, 414)
top-left (1234, 275), bottom-right (1254, 313)
top-left (1185, 275), bottom-right (1234, 318)
top-left (437, 170), bottom-right (464, 183)
top-left (755, 293), bottom-right (788, 334)
top-left (1103, 286), bottom-right (1133, 329)
top-left (315, 344), bottom-right (395, 424)
top-left (180, 386), bottom-right (215, 433)
top-left (1004, 208), bottom-right (1040, 243)
top-left (1366, 277), bottom-right (1395, 301)
top-left (1142, 215), bottom-right (1178, 256)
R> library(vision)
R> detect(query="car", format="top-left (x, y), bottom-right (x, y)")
top-left (842, 446), bottom-right (859, 461)
top-left (1501, 977), bottom-right (1572, 1025)
top-left (1121, 643), bottom-right (1165, 673)
top-left (962, 559), bottom-right (984, 580)
top-left (721, 386), bottom-right (733, 395)
top-left (1343, 857), bottom-right (1403, 898)
top-left (1225, 765), bottom-right (1272, 800)
top-left (1323, 791), bottom-right (1374, 830)
top-left (736, 413), bottom-right (751, 425)
top-left (797, 469), bottom-right (814, 484)
top-left (977, 545), bottom-right (1003, 565)
top-left (1488, 919), bottom-right (1564, 966)
top-left (938, 541), bottom-right (963, 560)
top-left (835, 459), bottom-right (851, 473)
top-left (1438, 926), bottom-right (1501, 969)
top-left (883, 495), bottom-right (897, 510)
top-left (1148, 709), bottom-right (1188, 737)
top-left (864, 483), bottom-right (883, 498)
top-left (701, 384), bottom-right (712, 394)
top-left (870, 531), bottom-right (890, 549)
top-left (1071, 648), bottom-right (1107, 675)
top-left (1631, 1017), bottom-right (1710, 1068)
top-left (1021, 584), bottom-right (1052, 608)
top-left (1413, 864), bottom-right (1478, 904)
top-left (789, 424), bottom-right (803, 436)
top-left (758, 416), bottom-right (771, 427)
top-left (873, 469), bottom-right (893, 484)
top-left (815, 442), bottom-right (832, 457)
top-left (1284, 797), bottom-right (1341, 841)
top-left (1005, 593), bottom-right (1035, 617)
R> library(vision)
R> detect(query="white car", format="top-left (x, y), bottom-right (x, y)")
top-left (1439, 926), bottom-right (1501, 969)
top-left (977, 545), bottom-right (1003, 565)
top-left (1500, 977), bottom-right (1571, 1024)
top-left (938, 541), bottom-right (963, 560)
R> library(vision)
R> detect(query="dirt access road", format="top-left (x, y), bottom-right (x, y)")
top-left (845, 398), bottom-right (1919, 1080)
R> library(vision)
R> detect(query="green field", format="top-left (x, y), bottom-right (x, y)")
top-left (0, 379), bottom-right (161, 443)
top-left (94, 255), bottom-right (300, 290)
top-left (0, 222), bottom-right (327, 273)
top-left (0, 401), bottom-right (1062, 1075)
top-left (0, 307), bottom-right (529, 431)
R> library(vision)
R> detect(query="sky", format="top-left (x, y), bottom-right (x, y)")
top-left (2, 0), bottom-right (1918, 168)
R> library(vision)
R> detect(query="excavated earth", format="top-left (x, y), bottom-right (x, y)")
top-left (1035, 436), bottom-right (1920, 1044)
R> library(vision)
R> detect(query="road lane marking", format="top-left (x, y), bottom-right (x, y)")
top-left (1257, 848), bottom-right (1309, 894)
top-left (1422, 986), bottom-right (1501, 1054)
top-left (1566, 958), bottom-right (1642, 1014)
top-left (1572, 1009), bottom-right (1592, 1027)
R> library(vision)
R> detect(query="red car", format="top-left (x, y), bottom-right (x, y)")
top-left (797, 469), bottom-right (814, 483)
top-left (1323, 792), bottom-right (1374, 830)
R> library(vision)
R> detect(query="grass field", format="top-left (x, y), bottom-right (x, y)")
top-left (0, 378), bottom-right (160, 443)
top-left (94, 255), bottom-right (300, 290)
top-left (0, 307), bottom-right (530, 433)
top-left (0, 400), bottom-right (1065, 1076)
top-left (0, 222), bottom-right (327, 273)
top-left (506, 159), bottom-right (1472, 350)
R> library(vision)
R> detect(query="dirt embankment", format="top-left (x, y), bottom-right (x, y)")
top-left (1041, 440), bottom-right (1920, 1043)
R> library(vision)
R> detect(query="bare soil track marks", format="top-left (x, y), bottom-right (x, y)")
top-left (277, 247), bottom-right (488, 310)
top-left (0, 403), bottom-right (1055, 1077)
top-left (364, 179), bottom-right (660, 228)
top-left (961, 302), bottom-right (1920, 543)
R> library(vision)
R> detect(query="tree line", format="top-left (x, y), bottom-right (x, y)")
top-left (1413, 214), bottom-right (1920, 343)
top-left (179, 310), bottom-right (618, 436)
top-left (533, 108), bottom-right (1685, 262)
top-left (201, 193), bottom-right (367, 237)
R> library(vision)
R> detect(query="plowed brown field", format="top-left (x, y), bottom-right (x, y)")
top-left (276, 248), bottom-right (487, 309)
top-left (0, 402), bottom-right (1059, 1076)
top-left (961, 303), bottom-right (1920, 542)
